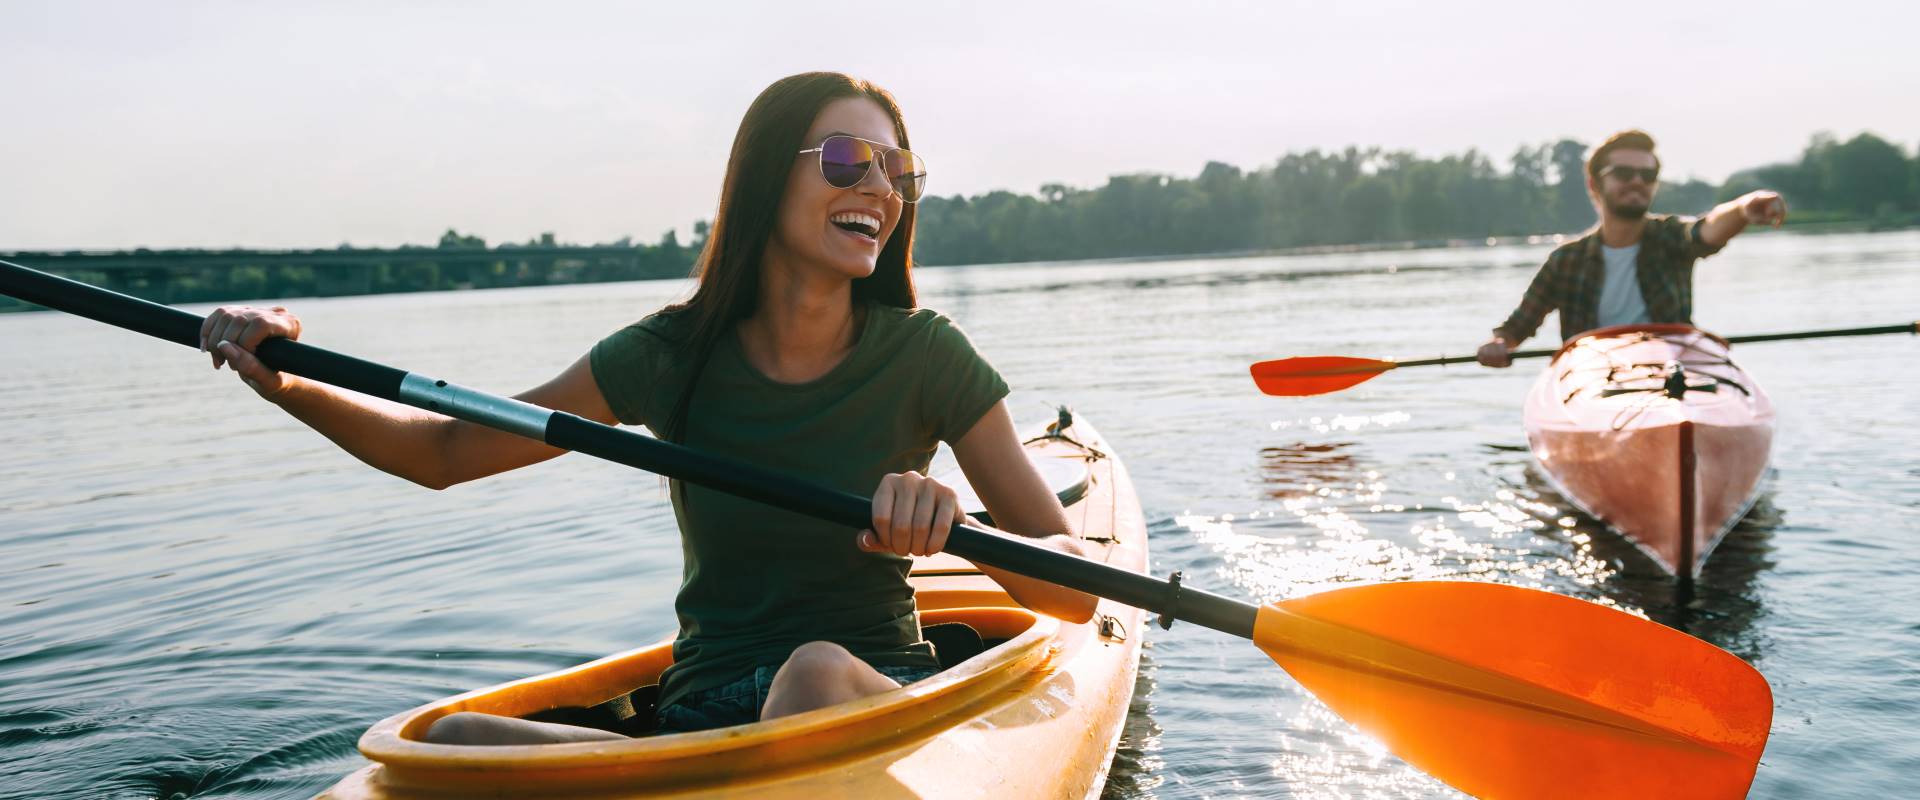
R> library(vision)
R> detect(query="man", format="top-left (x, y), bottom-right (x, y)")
top-left (1476, 129), bottom-right (1788, 366)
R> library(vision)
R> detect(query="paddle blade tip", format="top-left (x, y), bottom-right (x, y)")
top-left (1248, 357), bottom-right (1394, 396)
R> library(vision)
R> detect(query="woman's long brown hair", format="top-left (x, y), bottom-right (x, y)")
top-left (661, 72), bottom-right (918, 442)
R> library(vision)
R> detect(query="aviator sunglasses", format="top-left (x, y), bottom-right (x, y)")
top-left (797, 134), bottom-right (928, 203)
top-left (1601, 164), bottom-right (1660, 183)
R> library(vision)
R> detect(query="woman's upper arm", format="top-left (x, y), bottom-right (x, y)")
top-left (437, 352), bottom-right (623, 483)
top-left (950, 402), bottom-right (1071, 537)
top-left (515, 352), bottom-right (620, 424)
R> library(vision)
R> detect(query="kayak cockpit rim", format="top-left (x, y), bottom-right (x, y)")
top-left (355, 606), bottom-right (1059, 773)
top-left (1552, 323), bottom-right (1731, 363)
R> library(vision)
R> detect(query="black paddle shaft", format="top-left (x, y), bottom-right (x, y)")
top-left (1394, 322), bottom-right (1919, 368)
top-left (0, 260), bottom-right (1260, 639)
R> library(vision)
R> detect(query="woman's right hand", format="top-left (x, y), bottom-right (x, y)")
top-left (860, 471), bottom-right (966, 557)
top-left (199, 305), bottom-right (303, 398)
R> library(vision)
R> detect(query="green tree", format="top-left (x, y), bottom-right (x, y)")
top-left (437, 229), bottom-right (486, 249)
top-left (1550, 139), bottom-right (1593, 231)
top-left (1822, 132), bottom-right (1912, 215)
top-left (1505, 144), bottom-right (1551, 233)
top-left (1339, 175), bottom-right (1397, 243)
top-left (1651, 178), bottom-right (1717, 215)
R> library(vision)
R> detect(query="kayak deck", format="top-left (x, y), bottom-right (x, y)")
top-left (320, 414), bottom-right (1147, 799)
top-left (1523, 324), bottom-right (1774, 577)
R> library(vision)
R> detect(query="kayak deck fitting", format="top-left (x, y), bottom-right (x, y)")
top-left (320, 415), bottom-right (1148, 799)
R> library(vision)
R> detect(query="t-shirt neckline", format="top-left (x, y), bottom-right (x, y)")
top-left (722, 302), bottom-right (879, 392)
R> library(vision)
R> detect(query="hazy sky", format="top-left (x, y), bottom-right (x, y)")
top-left (6, 1), bottom-right (1916, 250)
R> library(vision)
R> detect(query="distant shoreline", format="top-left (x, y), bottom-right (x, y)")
top-left (1, 221), bottom-right (1908, 314)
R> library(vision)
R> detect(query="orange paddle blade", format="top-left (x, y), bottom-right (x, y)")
top-left (1256, 581), bottom-right (1770, 799)
top-left (1249, 356), bottom-right (1397, 396)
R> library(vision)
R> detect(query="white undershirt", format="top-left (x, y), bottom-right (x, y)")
top-left (1597, 243), bottom-right (1650, 327)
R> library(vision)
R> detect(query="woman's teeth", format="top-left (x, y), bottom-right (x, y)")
top-left (830, 211), bottom-right (881, 238)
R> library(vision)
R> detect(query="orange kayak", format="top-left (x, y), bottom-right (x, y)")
top-left (1523, 324), bottom-right (1774, 577)
top-left (319, 414), bottom-right (1146, 798)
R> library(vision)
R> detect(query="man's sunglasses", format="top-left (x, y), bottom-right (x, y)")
top-left (1601, 165), bottom-right (1660, 183)
top-left (797, 135), bottom-right (927, 203)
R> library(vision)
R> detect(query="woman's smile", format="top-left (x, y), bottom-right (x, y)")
top-left (829, 209), bottom-right (883, 246)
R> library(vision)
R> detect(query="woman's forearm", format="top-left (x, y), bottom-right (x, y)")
top-left (976, 534), bottom-right (1099, 624)
top-left (202, 307), bottom-right (599, 490)
top-left (267, 375), bottom-right (467, 488)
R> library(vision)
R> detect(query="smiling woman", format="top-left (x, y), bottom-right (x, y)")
top-left (182, 71), bottom-right (1099, 745)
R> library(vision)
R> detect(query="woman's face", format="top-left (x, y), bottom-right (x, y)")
top-left (767, 96), bottom-right (907, 283)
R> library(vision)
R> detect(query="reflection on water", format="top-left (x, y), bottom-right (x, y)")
top-left (959, 261), bottom-right (1469, 301)
top-left (3, 232), bottom-right (1918, 798)
top-left (1513, 463), bottom-right (1780, 653)
top-left (1259, 442), bottom-right (1364, 501)
top-left (1103, 650), bottom-right (1165, 798)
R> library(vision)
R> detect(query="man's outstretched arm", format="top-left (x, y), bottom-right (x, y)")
top-left (1699, 190), bottom-right (1787, 249)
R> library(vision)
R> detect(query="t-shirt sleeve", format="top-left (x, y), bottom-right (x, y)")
top-left (919, 314), bottom-right (1011, 446)
top-left (590, 323), bottom-right (673, 428)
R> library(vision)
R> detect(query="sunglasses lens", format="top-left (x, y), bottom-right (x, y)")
top-left (886, 148), bottom-right (927, 202)
top-left (818, 136), bottom-right (873, 189)
top-left (1611, 166), bottom-right (1656, 183)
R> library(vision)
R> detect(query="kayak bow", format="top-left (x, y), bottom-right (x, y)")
top-left (1524, 324), bottom-right (1774, 577)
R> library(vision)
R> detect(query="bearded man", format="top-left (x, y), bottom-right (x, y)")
top-left (1477, 130), bottom-right (1788, 365)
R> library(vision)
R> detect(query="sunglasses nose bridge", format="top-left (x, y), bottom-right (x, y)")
top-left (855, 150), bottom-right (896, 197)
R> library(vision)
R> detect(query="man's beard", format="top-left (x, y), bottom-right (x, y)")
top-left (1604, 197), bottom-right (1649, 220)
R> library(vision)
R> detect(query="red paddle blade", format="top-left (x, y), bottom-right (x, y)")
top-left (1249, 356), bottom-right (1397, 396)
top-left (1256, 581), bottom-right (1771, 799)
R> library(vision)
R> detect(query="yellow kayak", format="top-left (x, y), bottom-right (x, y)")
top-left (319, 414), bottom-right (1147, 799)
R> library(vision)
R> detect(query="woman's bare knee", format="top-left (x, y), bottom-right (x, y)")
top-left (764, 642), bottom-right (906, 721)
top-left (779, 641), bottom-right (858, 683)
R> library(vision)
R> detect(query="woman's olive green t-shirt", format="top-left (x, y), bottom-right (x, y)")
top-left (589, 303), bottom-right (1009, 708)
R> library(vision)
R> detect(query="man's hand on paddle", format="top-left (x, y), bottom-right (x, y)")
top-left (861, 472), bottom-right (968, 557)
top-left (199, 305), bottom-right (302, 398)
top-left (1477, 336), bottom-right (1514, 368)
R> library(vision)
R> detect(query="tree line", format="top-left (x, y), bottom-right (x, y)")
top-left (0, 234), bottom-right (700, 312)
top-left (294, 128), bottom-right (1920, 268)
top-left (5, 131), bottom-right (1911, 312)
top-left (911, 130), bottom-right (1916, 265)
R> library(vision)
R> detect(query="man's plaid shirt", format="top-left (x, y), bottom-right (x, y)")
top-left (1494, 214), bottom-right (1724, 344)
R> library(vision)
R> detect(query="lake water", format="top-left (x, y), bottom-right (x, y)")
top-left (2, 230), bottom-right (1917, 798)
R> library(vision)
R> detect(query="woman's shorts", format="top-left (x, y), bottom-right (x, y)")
top-left (653, 662), bottom-right (940, 735)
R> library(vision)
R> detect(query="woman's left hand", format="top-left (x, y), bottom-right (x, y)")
top-left (859, 472), bottom-right (968, 557)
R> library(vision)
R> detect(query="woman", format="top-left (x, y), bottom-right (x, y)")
top-left (197, 72), bottom-right (1097, 743)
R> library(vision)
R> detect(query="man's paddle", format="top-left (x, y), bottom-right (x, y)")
top-left (0, 260), bottom-right (1772, 799)
top-left (1251, 322), bottom-right (1918, 396)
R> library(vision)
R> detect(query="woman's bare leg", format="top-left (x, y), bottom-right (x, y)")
top-left (760, 641), bottom-right (902, 720)
top-left (423, 711), bottom-right (628, 745)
